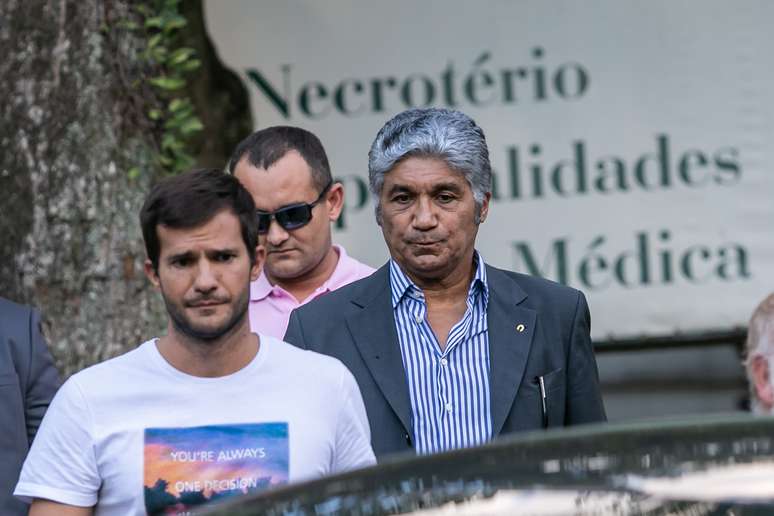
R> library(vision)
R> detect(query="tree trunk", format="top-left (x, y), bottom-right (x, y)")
top-left (0, 0), bottom-right (251, 377)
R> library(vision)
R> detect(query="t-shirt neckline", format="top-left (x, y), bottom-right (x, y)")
top-left (144, 333), bottom-right (270, 384)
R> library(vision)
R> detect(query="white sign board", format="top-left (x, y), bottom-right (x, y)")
top-left (205, 0), bottom-right (774, 341)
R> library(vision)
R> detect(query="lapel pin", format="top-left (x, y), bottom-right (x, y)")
top-left (516, 323), bottom-right (525, 333)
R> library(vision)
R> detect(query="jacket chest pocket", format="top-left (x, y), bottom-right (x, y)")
top-left (514, 367), bottom-right (566, 428)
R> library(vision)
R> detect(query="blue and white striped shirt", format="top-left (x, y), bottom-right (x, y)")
top-left (389, 253), bottom-right (492, 454)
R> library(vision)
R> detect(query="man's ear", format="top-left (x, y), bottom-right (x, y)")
top-left (250, 245), bottom-right (265, 281)
top-left (478, 192), bottom-right (492, 224)
top-left (144, 259), bottom-right (161, 288)
top-left (326, 182), bottom-right (345, 222)
top-left (751, 354), bottom-right (774, 412)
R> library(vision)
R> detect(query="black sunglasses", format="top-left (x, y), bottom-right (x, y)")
top-left (256, 180), bottom-right (333, 234)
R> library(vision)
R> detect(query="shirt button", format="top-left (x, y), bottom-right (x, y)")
top-left (414, 314), bottom-right (422, 323)
top-left (446, 403), bottom-right (453, 413)
top-left (440, 358), bottom-right (448, 366)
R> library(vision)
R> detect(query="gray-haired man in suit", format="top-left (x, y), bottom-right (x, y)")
top-left (285, 108), bottom-right (606, 460)
top-left (0, 297), bottom-right (60, 515)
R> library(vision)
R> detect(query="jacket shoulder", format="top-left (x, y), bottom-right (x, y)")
top-left (0, 297), bottom-right (32, 326)
top-left (0, 298), bottom-right (35, 348)
top-left (486, 265), bottom-right (584, 310)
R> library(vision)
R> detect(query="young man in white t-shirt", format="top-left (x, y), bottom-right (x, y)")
top-left (15, 169), bottom-right (375, 516)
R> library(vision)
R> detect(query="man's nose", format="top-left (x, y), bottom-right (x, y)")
top-left (193, 261), bottom-right (218, 293)
top-left (266, 219), bottom-right (290, 247)
top-left (412, 196), bottom-right (438, 230)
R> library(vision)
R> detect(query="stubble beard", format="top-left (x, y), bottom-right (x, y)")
top-left (266, 245), bottom-right (328, 284)
top-left (163, 287), bottom-right (250, 344)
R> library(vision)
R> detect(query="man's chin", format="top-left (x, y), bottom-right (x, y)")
top-left (179, 322), bottom-right (233, 342)
top-left (172, 311), bottom-right (246, 342)
top-left (403, 258), bottom-right (453, 279)
top-left (407, 253), bottom-right (446, 267)
top-left (266, 250), bottom-right (299, 265)
top-left (265, 261), bottom-right (308, 281)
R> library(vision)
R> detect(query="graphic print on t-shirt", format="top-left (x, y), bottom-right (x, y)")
top-left (143, 422), bottom-right (288, 515)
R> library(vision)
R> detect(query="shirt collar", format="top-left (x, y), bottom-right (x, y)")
top-left (322, 245), bottom-right (355, 291)
top-left (470, 251), bottom-right (489, 306)
top-left (250, 245), bottom-right (352, 302)
top-left (250, 266), bottom-right (274, 302)
top-left (388, 260), bottom-right (416, 308)
top-left (389, 251), bottom-right (489, 308)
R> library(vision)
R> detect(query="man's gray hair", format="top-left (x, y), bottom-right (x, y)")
top-left (367, 108), bottom-right (492, 223)
top-left (745, 293), bottom-right (774, 414)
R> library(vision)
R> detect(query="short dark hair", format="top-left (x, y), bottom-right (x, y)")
top-left (140, 168), bottom-right (259, 270)
top-left (227, 126), bottom-right (332, 191)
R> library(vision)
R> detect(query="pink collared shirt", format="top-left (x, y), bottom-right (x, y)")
top-left (248, 245), bottom-right (375, 339)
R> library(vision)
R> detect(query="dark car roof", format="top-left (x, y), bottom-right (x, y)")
top-left (201, 414), bottom-right (774, 516)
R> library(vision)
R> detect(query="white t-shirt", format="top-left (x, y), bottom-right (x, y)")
top-left (15, 335), bottom-right (375, 515)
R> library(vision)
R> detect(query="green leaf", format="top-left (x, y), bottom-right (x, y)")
top-left (179, 117), bottom-right (203, 136)
top-left (167, 47), bottom-right (195, 66)
top-left (165, 106), bottom-right (192, 126)
top-left (168, 102), bottom-right (194, 121)
top-left (149, 76), bottom-right (185, 90)
top-left (173, 154), bottom-right (195, 173)
top-left (168, 98), bottom-right (185, 112)
top-left (150, 46), bottom-right (168, 62)
top-left (179, 59), bottom-right (201, 72)
top-left (164, 115), bottom-right (184, 130)
top-left (147, 33), bottom-right (163, 49)
top-left (158, 154), bottom-right (173, 167)
top-left (117, 20), bottom-right (139, 30)
top-left (127, 167), bottom-right (141, 180)
top-left (163, 14), bottom-right (187, 32)
top-left (145, 16), bottom-right (164, 29)
top-left (161, 133), bottom-right (185, 151)
top-left (148, 108), bottom-right (162, 120)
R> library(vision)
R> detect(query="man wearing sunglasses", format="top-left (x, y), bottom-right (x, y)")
top-left (229, 126), bottom-right (374, 339)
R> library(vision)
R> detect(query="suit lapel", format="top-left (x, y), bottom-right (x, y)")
top-left (345, 265), bottom-right (413, 435)
top-left (487, 266), bottom-right (536, 435)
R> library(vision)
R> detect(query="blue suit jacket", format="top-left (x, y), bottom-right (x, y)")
top-left (284, 263), bottom-right (606, 460)
top-left (0, 298), bottom-right (60, 515)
